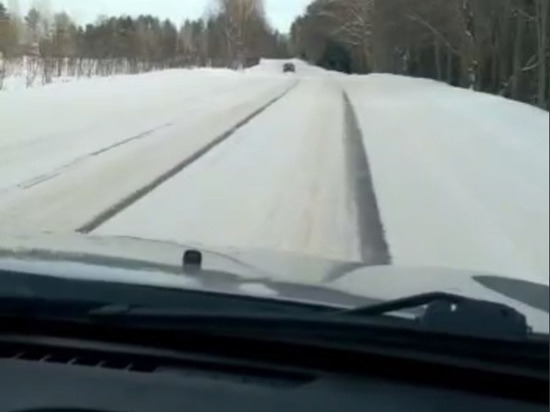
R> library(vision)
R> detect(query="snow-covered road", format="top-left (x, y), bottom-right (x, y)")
top-left (95, 79), bottom-right (362, 264)
top-left (0, 70), bottom-right (294, 231)
top-left (0, 60), bottom-right (548, 284)
top-left (0, 70), bottom-right (284, 193)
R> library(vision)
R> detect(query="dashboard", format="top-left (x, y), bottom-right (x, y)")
top-left (0, 334), bottom-right (546, 412)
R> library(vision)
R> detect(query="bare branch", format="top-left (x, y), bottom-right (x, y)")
top-left (406, 14), bottom-right (460, 55)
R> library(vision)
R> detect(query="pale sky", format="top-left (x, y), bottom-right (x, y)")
top-left (14, 0), bottom-right (312, 32)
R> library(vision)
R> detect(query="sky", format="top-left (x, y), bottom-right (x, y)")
top-left (14, 0), bottom-right (312, 32)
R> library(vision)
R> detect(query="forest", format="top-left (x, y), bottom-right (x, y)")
top-left (0, 0), bottom-right (287, 87)
top-left (0, 0), bottom-right (548, 108)
top-left (291, 0), bottom-right (548, 108)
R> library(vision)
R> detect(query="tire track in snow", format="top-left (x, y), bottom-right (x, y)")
top-left (0, 77), bottom-right (273, 199)
top-left (343, 92), bottom-right (391, 265)
top-left (78, 80), bottom-right (300, 234)
top-left (16, 123), bottom-right (172, 191)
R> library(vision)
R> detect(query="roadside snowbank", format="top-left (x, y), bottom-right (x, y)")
top-left (343, 74), bottom-right (549, 284)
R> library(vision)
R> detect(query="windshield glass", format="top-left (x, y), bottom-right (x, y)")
top-left (0, 0), bottom-right (548, 333)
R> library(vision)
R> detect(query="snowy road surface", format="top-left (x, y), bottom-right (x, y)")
top-left (0, 70), bottom-right (284, 192)
top-left (0, 70), bottom-right (294, 231)
top-left (95, 79), bottom-right (362, 263)
top-left (1, 60), bottom-right (548, 284)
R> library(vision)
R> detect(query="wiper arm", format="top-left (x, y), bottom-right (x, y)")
top-left (340, 292), bottom-right (467, 316)
top-left (339, 292), bottom-right (531, 340)
top-left (88, 294), bottom-right (532, 342)
top-left (87, 304), bottom-right (548, 374)
top-left (88, 305), bottom-right (346, 330)
top-left (90, 292), bottom-right (535, 341)
top-left (4, 297), bottom-right (545, 374)
top-left (0, 292), bottom-right (535, 341)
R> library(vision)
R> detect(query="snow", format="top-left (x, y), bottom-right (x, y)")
top-left (95, 78), bottom-right (362, 265)
top-left (1, 60), bottom-right (548, 286)
top-left (342, 74), bottom-right (549, 284)
top-left (0, 68), bottom-right (293, 231)
top-left (0, 68), bottom-right (287, 193)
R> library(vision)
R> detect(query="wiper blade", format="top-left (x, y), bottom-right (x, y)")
top-left (340, 292), bottom-right (532, 340)
top-left (4, 298), bottom-right (545, 374)
top-left (86, 305), bottom-right (548, 373)
top-left (339, 292), bottom-right (467, 316)
top-left (88, 295), bottom-right (532, 342)
top-left (87, 304), bottom-right (436, 342)
top-left (88, 305), bottom-right (344, 329)
top-left (90, 292), bottom-right (536, 341)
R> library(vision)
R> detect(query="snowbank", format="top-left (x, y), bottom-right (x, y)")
top-left (343, 74), bottom-right (549, 284)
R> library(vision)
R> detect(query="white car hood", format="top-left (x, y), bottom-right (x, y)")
top-left (0, 232), bottom-right (548, 332)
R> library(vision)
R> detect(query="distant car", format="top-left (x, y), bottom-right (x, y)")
top-left (283, 62), bottom-right (296, 73)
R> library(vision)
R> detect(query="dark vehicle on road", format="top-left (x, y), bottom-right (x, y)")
top-left (0, 233), bottom-right (548, 412)
top-left (283, 62), bottom-right (296, 73)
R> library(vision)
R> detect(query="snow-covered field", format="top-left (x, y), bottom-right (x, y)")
top-left (1, 59), bottom-right (548, 284)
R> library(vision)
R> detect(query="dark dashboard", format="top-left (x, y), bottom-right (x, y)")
top-left (0, 269), bottom-right (547, 412)
top-left (0, 331), bottom-right (547, 412)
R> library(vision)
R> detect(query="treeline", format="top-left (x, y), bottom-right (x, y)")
top-left (291, 0), bottom-right (549, 108)
top-left (0, 0), bottom-right (288, 87)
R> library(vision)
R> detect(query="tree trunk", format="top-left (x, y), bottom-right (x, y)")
top-left (434, 38), bottom-right (442, 80)
top-left (446, 48), bottom-right (453, 84)
top-left (491, 47), bottom-right (498, 92)
top-left (498, 33), bottom-right (510, 94)
top-left (510, 13), bottom-right (524, 100)
top-left (536, 0), bottom-right (548, 108)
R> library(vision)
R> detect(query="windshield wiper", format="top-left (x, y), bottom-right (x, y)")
top-left (84, 301), bottom-right (548, 374)
top-left (86, 292), bottom-right (536, 341)
top-left (2, 294), bottom-right (546, 374)
top-left (338, 292), bottom-right (531, 340)
top-left (0, 291), bottom-right (536, 342)
top-left (338, 292), bottom-right (467, 316)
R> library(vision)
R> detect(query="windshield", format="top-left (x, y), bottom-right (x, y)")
top-left (0, 0), bottom-right (548, 334)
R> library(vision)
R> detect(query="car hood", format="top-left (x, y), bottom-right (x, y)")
top-left (0, 232), bottom-right (548, 332)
